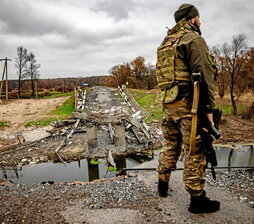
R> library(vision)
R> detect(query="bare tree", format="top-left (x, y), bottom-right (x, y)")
top-left (144, 63), bottom-right (157, 90)
top-left (212, 45), bottom-right (229, 98)
top-left (245, 48), bottom-right (254, 94)
top-left (15, 46), bottom-right (29, 98)
top-left (26, 52), bottom-right (40, 97)
top-left (213, 33), bottom-right (248, 115)
top-left (229, 34), bottom-right (248, 114)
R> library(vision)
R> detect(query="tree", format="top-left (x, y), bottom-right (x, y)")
top-left (213, 33), bottom-right (248, 115)
top-left (130, 56), bottom-right (146, 80)
top-left (15, 46), bottom-right (29, 98)
top-left (228, 34), bottom-right (248, 114)
top-left (108, 56), bottom-right (157, 89)
top-left (109, 63), bottom-right (132, 87)
top-left (245, 48), bottom-right (254, 94)
top-left (212, 45), bottom-right (229, 98)
top-left (144, 63), bottom-right (157, 90)
top-left (26, 52), bottom-right (40, 97)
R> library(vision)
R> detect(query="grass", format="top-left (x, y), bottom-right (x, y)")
top-left (216, 104), bottom-right (250, 115)
top-left (38, 91), bottom-right (74, 99)
top-left (24, 117), bottom-right (60, 127)
top-left (129, 89), bottom-right (253, 122)
top-left (130, 89), bottom-right (149, 99)
top-left (49, 97), bottom-right (75, 117)
top-left (89, 159), bottom-right (101, 165)
top-left (129, 89), bottom-right (163, 123)
top-left (0, 121), bottom-right (10, 128)
top-left (24, 96), bottom-right (75, 127)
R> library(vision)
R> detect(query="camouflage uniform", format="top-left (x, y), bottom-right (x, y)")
top-left (156, 19), bottom-right (217, 196)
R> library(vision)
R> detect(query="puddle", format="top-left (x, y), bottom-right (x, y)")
top-left (1, 145), bottom-right (253, 185)
top-left (0, 155), bottom-right (153, 185)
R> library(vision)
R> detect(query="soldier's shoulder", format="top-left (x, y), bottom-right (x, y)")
top-left (179, 31), bottom-right (204, 46)
top-left (182, 31), bottom-right (201, 41)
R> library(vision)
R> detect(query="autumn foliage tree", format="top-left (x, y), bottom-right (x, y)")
top-left (109, 63), bottom-right (132, 87)
top-left (108, 56), bottom-right (157, 89)
top-left (131, 56), bottom-right (146, 80)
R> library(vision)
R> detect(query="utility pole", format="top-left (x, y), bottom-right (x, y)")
top-left (0, 57), bottom-right (11, 101)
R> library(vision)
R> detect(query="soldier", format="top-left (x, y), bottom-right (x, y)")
top-left (156, 4), bottom-right (220, 213)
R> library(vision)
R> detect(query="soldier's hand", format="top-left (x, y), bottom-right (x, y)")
top-left (202, 113), bottom-right (214, 132)
top-left (207, 113), bottom-right (214, 126)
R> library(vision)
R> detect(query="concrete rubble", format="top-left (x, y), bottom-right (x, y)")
top-left (0, 86), bottom-right (163, 168)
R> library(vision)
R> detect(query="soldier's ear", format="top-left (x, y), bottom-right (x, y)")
top-left (187, 18), bottom-right (195, 24)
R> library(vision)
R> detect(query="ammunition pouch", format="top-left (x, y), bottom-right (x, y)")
top-left (158, 82), bottom-right (179, 104)
top-left (158, 81), bottom-right (175, 91)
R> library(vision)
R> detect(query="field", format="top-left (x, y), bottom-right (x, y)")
top-left (0, 88), bottom-right (253, 143)
top-left (0, 95), bottom-right (73, 138)
top-left (130, 88), bottom-right (254, 144)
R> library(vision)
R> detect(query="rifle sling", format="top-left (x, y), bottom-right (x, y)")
top-left (189, 81), bottom-right (200, 156)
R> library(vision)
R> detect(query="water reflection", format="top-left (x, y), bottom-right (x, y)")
top-left (0, 155), bottom-right (153, 185)
top-left (1, 145), bottom-right (253, 185)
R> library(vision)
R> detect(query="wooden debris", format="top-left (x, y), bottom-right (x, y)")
top-left (54, 89), bottom-right (87, 160)
top-left (106, 148), bottom-right (116, 167)
top-left (108, 123), bottom-right (115, 143)
top-left (131, 127), bottom-right (142, 144)
top-left (55, 119), bottom-right (81, 154)
top-left (118, 85), bottom-right (151, 141)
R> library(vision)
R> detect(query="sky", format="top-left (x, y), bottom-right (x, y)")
top-left (0, 0), bottom-right (253, 80)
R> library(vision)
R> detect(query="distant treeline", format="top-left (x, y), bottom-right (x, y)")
top-left (3, 76), bottom-right (106, 98)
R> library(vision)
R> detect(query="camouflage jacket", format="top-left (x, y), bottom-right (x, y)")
top-left (176, 21), bottom-right (217, 110)
top-left (157, 19), bottom-right (217, 110)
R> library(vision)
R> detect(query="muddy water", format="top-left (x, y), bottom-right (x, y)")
top-left (0, 156), bottom-right (152, 185)
top-left (1, 145), bottom-right (253, 185)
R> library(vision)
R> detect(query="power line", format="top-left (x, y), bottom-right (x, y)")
top-left (0, 57), bottom-right (11, 101)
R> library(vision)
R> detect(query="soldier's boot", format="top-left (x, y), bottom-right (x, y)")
top-left (158, 180), bottom-right (169, 197)
top-left (188, 191), bottom-right (220, 214)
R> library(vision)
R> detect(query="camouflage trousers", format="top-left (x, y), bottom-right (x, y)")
top-left (157, 100), bottom-right (206, 196)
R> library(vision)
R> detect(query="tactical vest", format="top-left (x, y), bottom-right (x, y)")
top-left (156, 19), bottom-right (197, 103)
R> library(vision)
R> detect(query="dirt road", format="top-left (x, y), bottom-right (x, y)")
top-left (0, 97), bottom-right (70, 138)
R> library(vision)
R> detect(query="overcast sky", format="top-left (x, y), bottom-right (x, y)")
top-left (0, 0), bottom-right (253, 79)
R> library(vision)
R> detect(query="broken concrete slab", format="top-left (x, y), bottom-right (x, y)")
top-left (72, 112), bottom-right (88, 120)
top-left (22, 126), bottom-right (54, 142)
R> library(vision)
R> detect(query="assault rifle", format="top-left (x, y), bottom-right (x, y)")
top-left (191, 72), bottom-right (222, 180)
top-left (200, 108), bottom-right (222, 180)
